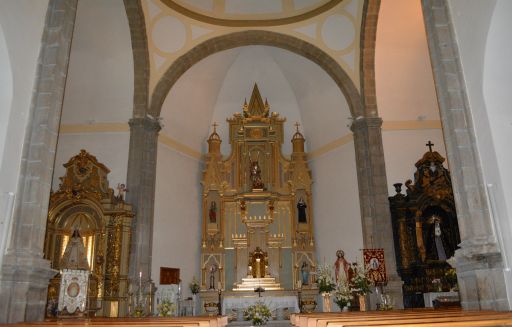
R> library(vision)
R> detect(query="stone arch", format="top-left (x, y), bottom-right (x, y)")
top-left (360, 0), bottom-right (381, 117)
top-left (149, 30), bottom-right (363, 118)
top-left (123, 0), bottom-right (149, 119)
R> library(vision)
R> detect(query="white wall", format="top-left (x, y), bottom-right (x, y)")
top-left (53, 133), bottom-right (130, 190)
top-left (310, 142), bottom-right (363, 265)
top-left (376, 0), bottom-right (447, 194)
top-left (0, 0), bottom-right (49, 259)
top-left (53, 0), bottom-right (133, 189)
top-left (152, 144), bottom-right (202, 297)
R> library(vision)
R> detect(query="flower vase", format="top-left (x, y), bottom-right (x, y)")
top-left (321, 292), bottom-right (332, 312)
top-left (358, 295), bottom-right (366, 312)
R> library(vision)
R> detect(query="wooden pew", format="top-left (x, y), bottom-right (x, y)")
top-left (325, 312), bottom-right (512, 326)
top-left (13, 315), bottom-right (228, 327)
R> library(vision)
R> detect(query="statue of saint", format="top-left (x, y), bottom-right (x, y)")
top-left (334, 250), bottom-right (350, 283)
top-left (297, 197), bottom-right (307, 223)
top-left (250, 160), bottom-right (264, 189)
top-left (301, 261), bottom-right (309, 285)
top-left (209, 264), bottom-right (218, 289)
top-left (209, 201), bottom-right (217, 223)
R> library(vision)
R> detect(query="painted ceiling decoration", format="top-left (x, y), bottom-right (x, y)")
top-left (143, 0), bottom-right (362, 93)
top-left (161, 0), bottom-right (343, 26)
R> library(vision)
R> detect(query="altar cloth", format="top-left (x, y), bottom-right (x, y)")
top-left (222, 295), bottom-right (299, 315)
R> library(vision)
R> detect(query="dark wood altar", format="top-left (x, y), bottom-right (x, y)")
top-left (388, 143), bottom-right (461, 308)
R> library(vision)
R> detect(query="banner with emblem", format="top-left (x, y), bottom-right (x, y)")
top-left (363, 248), bottom-right (387, 285)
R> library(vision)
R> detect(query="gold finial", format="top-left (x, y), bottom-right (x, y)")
top-left (295, 122), bottom-right (300, 133)
top-left (212, 122), bottom-right (218, 133)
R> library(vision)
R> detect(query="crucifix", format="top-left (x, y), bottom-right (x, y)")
top-left (426, 140), bottom-right (434, 152)
top-left (295, 122), bottom-right (300, 132)
top-left (255, 286), bottom-right (265, 297)
top-left (212, 122), bottom-right (218, 133)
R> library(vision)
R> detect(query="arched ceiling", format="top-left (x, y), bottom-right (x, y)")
top-left (161, 0), bottom-right (342, 26)
top-left (160, 45), bottom-right (351, 157)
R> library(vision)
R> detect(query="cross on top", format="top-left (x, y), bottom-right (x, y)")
top-left (295, 122), bottom-right (300, 132)
top-left (426, 140), bottom-right (434, 152)
top-left (212, 122), bottom-right (218, 132)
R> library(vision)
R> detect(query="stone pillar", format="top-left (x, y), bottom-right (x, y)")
top-left (0, 0), bottom-right (77, 323)
top-left (351, 117), bottom-right (403, 309)
top-left (126, 117), bottom-right (161, 287)
top-left (422, 0), bottom-right (509, 310)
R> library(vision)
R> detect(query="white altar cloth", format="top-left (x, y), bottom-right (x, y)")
top-left (423, 291), bottom-right (459, 307)
top-left (222, 295), bottom-right (299, 315)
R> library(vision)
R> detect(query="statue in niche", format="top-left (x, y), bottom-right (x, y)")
top-left (209, 201), bottom-right (217, 224)
top-left (297, 197), bottom-right (307, 223)
top-left (301, 261), bottom-right (310, 285)
top-left (334, 250), bottom-right (350, 283)
top-left (209, 264), bottom-right (218, 289)
top-left (250, 159), bottom-right (265, 190)
top-left (425, 214), bottom-right (458, 261)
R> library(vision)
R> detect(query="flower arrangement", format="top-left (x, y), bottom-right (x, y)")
top-left (351, 263), bottom-right (372, 296)
top-left (244, 302), bottom-right (272, 325)
top-left (333, 278), bottom-right (353, 310)
top-left (189, 276), bottom-right (200, 294)
top-left (316, 263), bottom-right (336, 293)
top-left (444, 268), bottom-right (458, 290)
top-left (157, 298), bottom-right (176, 317)
top-left (432, 278), bottom-right (442, 291)
top-left (132, 303), bottom-right (146, 317)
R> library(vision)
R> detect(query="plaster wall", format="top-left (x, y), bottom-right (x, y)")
top-left (309, 142), bottom-right (363, 265)
top-left (52, 133), bottom-right (130, 190)
top-left (376, 0), bottom-right (446, 194)
top-left (152, 144), bottom-right (202, 297)
top-left (448, 0), bottom-right (512, 305)
top-left (482, 0), bottom-right (512, 245)
top-left (0, 0), bottom-right (48, 261)
top-left (52, 0), bottom-right (133, 190)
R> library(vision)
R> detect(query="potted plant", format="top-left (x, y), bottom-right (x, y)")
top-left (444, 268), bottom-right (458, 291)
top-left (244, 301), bottom-right (272, 325)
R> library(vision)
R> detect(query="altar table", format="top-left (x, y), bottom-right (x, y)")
top-left (222, 295), bottom-right (299, 316)
top-left (423, 291), bottom-right (459, 307)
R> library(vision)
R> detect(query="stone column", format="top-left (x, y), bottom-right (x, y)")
top-left (422, 0), bottom-right (509, 310)
top-left (351, 117), bottom-right (403, 309)
top-left (0, 0), bottom-right (77, 323)
top-left (126, 117), bottom-right (161, 288)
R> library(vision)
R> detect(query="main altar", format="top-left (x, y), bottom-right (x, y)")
top-left (199, 85), bottom-right (318, 315)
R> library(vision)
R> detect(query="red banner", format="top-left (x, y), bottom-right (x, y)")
top-left (363, 248), bottom-right (387, 285)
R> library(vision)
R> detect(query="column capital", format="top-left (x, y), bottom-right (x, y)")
top-left (129, 116), bottom-right (162, 133)
top-left (350, 116), bottom-right (383, 132)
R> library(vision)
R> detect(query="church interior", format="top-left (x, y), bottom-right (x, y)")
top-left (0, 0), bottom-right (511, 325)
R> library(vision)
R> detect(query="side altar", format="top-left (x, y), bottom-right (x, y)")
top-left (199, 85), bottom-right (318, 315)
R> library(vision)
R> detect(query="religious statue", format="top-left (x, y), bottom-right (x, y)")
top-left (209, 201), bottom-right (217, 223)
top-left (116, 183), bottom-right (128, 201)
top-left (297, 197), bottom-right (307, 223)
top-left (334, 250), bottom-right (350, 283)
top-left (301, 261), bottom-right (310, 285)
top-left (250, 159), bottom-right (265, 189)
top-left (425, 215), bottom-right (458, 261)
top-left (209, 264), bottom-right (218, 289)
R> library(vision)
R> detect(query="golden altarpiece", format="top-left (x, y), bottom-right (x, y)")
top-left (199, 85), bottom-right (318, 312)
top-left (44, 150), bottom-right (133, 317)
